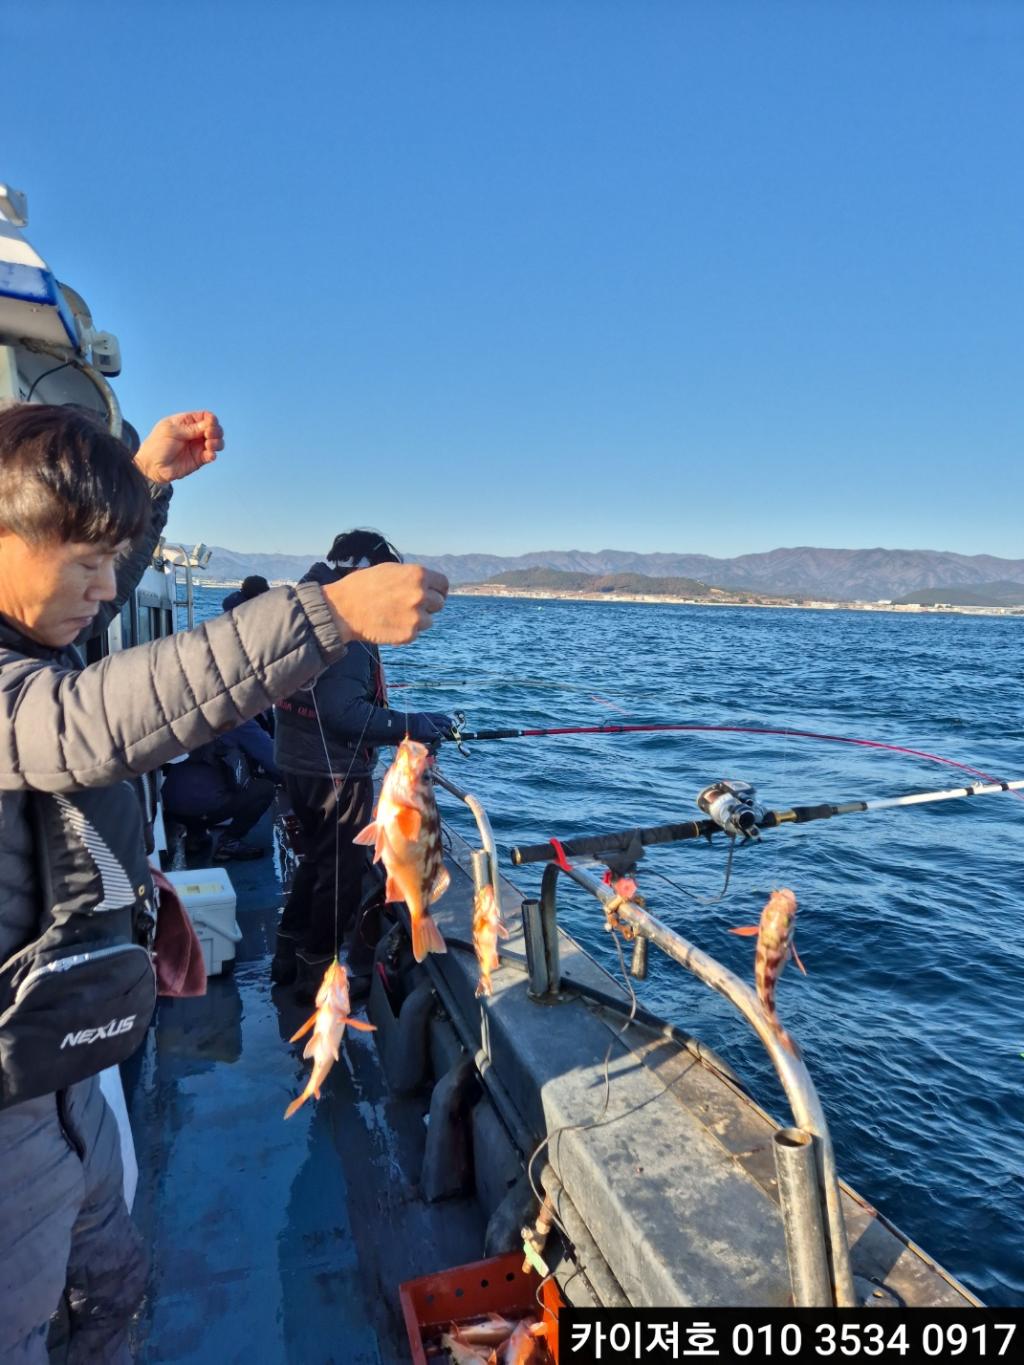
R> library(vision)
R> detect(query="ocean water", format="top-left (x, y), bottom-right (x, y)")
top-left (198, 586), bottom-right (1024, 1304)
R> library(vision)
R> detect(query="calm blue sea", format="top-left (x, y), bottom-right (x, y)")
top-left (197, 586), bottom-right (1024, 1305)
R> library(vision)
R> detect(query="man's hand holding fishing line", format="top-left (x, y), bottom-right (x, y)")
top-left (323, 562), bottom-right (450, 646)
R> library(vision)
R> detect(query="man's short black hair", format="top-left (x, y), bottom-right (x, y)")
top-left (240, 575), bottom-right (270, 599)
top-left (0, 404), bottom-right (150, 546)
top-left (326, 528), bottom-right (401, 566)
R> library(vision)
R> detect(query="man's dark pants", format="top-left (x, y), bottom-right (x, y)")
top-left (166, 777), bottom-right (275, 844)
top-left (0, 1077), bottom-right (147, 1363)
top-left (279, 774), bottom-right (381, 968)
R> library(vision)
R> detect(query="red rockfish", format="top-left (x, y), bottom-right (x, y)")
top-left (730, 887), bottom-right (806, 1053)
top-left (284, 958), bottom-right (375, 1118)
top-left (354, 738), bottom-right (449, 962)
top-left (472, 883), bottom-right (509, 997)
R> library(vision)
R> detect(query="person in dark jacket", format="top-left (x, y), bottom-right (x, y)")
top-left (273, 529), bottom-right (454, 1000)
top-left (221, 574), bottom-right (269, 612)
top-left (161, 717), bottom-right (281, 861)
top-left (0, 408), bottom-right (448, 1362)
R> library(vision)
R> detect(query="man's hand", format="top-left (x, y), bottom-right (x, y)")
top-left (323, 564), bottom-right (449, 645)
top-left (134, 411), bottom-right (224, 484)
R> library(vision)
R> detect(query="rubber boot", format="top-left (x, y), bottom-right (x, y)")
top-left (270, 930), bottom-right (298, 985)
top-left (294, 951), bottom-right (333, 1006)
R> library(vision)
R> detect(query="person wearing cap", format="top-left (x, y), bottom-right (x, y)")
top-left (272, 529), bottom-right (456, 1001)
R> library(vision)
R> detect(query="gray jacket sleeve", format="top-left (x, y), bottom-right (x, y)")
top-left (0, 584), bottom-right (345, 792)
top-left (81, 481), bottom-right (174, 642)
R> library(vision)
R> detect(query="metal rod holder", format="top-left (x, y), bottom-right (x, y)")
top-left (521, 899), bottom-right (553, 998)
top-left (629, 934), bottom-right (649, 980)
top-left (773, 1128), bottom-right (832, 1306)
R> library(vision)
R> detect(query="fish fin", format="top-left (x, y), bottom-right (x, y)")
top-left (790, 944), bottom-right (808, 975)
top-left (352, 821), bottom-right (377, 847)
top-left (395, 805), bottom-right (422, 841)
top-left (429, 865), bottom-right (451, 904)
top-left (344, 1017), bottom-right (377, 1032)
top-left (289, 1012), bottom-right (318, 1043)
top-left (729, 925), bottom-right (759, 937)
top-left (411, 911), bottom-right (447, 962)
top-left (384, 872), bottom-right (403, 904)
top-left (284, 1086), bottom-right (312, 1119)
top-left (496, 919), bottom-right (511, 940)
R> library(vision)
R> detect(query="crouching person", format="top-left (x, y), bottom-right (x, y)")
top-left (0, 405), bottom-right (448, 1362)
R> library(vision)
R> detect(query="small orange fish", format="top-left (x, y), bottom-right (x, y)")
top-left (440, 1326), bottom-right (498, 1364)
top-left (354, 738), bottom-right (449, 962)
top-left (456, 1314), bottom-right (515, 1348)
top-left (473, 883), bottom-right (509, 997)
top-left (730, 887), bottom-right (806, 1053)
top-left (502, 1318), bottom-right (551, 1364)
top-left (284, 958), bottom-right (375, 1118)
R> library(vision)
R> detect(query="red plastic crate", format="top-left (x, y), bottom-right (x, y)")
top-left (399, 1250), bottom-right (562, 1363)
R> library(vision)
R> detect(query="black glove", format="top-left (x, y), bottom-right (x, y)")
top-left (406, 711), bottom-right (455, 743)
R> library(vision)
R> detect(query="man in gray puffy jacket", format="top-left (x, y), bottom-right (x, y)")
top-left (0, 405), bottom-right (447, 1362)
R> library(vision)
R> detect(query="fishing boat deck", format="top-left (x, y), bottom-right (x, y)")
top-left (124, 817), bottom-right (484, 1365)
top-left (124, 810), bottom-right (977, 1363)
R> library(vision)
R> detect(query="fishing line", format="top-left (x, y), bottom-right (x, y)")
top-left (639, 838), bottom-right (737, 906)
top-left (310, 648), bottom-right (382, 960)
top-left (459, 720), bottom-right (1024, 800)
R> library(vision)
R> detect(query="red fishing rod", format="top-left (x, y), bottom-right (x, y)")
top-left (452, 718), bottom-right (1015, 790)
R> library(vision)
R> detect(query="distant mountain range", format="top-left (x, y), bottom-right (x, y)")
top-left (196, 544), bottom-right (1024, 603)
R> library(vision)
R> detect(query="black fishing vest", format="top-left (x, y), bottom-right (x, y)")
top-left (0, 785), bottom-right (157, 1110)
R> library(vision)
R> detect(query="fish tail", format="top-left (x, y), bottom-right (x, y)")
top-left (284, 1083), bottom-right (314, 1120)
top-left (475, 974), bottom-right (492, 998)
top-left (411, 911), bottom-right (447, 962)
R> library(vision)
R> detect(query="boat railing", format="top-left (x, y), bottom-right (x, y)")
top-left (432, 766), bottom-right (856, 1307)
top-left (531, 857), bottom-right (856, 1307)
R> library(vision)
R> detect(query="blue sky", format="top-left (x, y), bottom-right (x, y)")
top-left (5, 1), bottom-right (1022, 559)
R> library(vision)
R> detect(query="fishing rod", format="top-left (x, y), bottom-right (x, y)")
top-left (509, 775), bottom-right (1024, 865)
top-left (452, 718), bottom-right (1022, 794)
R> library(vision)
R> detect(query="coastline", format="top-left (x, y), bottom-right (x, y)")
top-left (191, 578), bottom-right (1023, 618)
top-left (449, 584), bottom-right (1024, 618)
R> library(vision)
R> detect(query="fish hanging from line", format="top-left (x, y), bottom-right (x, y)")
top-left (730, 887), bottom-right (806, 1054)
top-left (472, 882), bottom-right (509, 997)
top-left (284, 958), bottom-right (375, 1119)
top-left (354, 737), bottom-right (450, 962)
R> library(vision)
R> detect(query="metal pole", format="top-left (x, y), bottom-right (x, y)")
top-left (521, 898), bottom-right (552, 998)
top-left (556, 862), bottom-right (857, 1307)
top-left (773, 1128), bottom-right (832, 1306)
top-left (432, 768), bottom-right (503, 907)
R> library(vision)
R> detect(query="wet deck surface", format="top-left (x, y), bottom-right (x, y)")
top-left (124, 825), bottom-right (484, 1364)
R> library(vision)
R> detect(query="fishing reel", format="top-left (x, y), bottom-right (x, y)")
top-left (696, 779), bottom-right (764, 840)
top-left (449, 711), bottom-right (470, 757)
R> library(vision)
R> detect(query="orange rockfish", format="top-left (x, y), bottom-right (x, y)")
top-left (730, 888), bottom-right (806, 1053)
top-left (440, 1327), bottom-right (499, 1364)
top-left (354, 738), bottom-right (449, 962)
top-left (284, 958), bottom-right (375, 1118)
top-left (502, 1318), bottom-right (552, 1363)
top-left (473, 883), bottom-right (509, 997)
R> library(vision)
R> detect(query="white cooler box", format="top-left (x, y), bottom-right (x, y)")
top-left (161, 868), bottom-right (242, 976)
